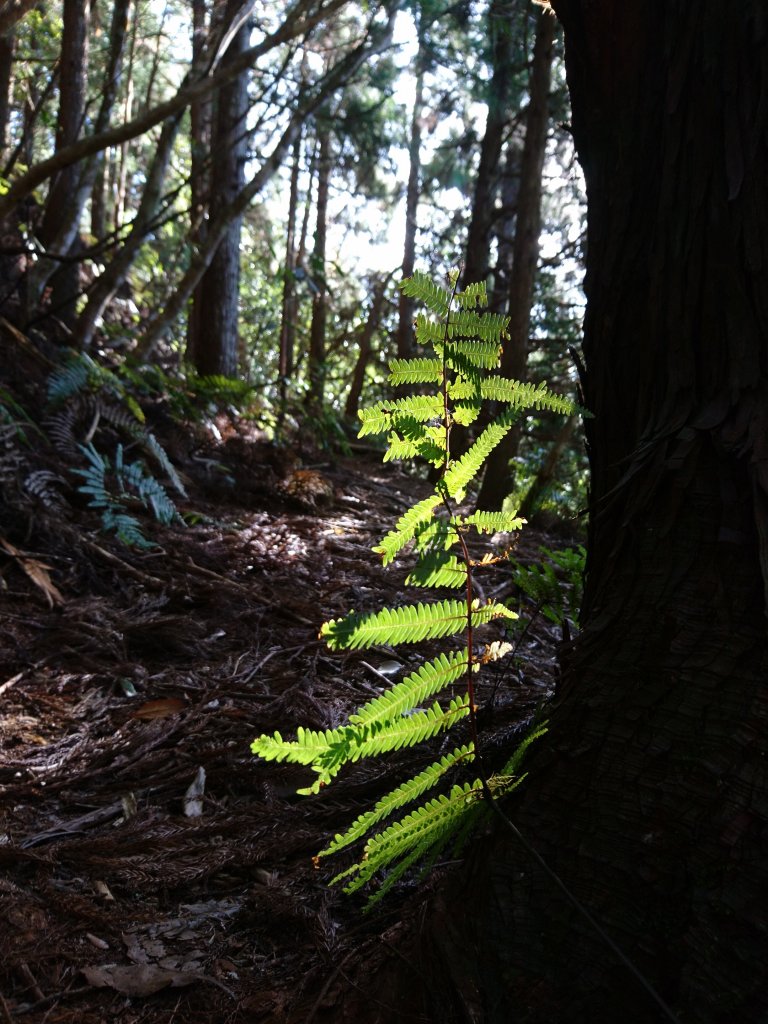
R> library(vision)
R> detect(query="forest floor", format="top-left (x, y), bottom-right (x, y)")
top-left (0, 403), bottom-right (572, 1023)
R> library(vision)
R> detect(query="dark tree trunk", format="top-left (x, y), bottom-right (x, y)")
top-left (344, 274), bottom-right (391, 420)
top-left (363, 4), bottom-right (768, 1023)
top-left (186, 0), bottom-right (212, 368)
top-left (0, 28), bottom-right (13, 157)
top-left (306, 119), bottom-right (331, 413)
top-left (517, 411), bottom-right (579, 521)
top-left (277, 130), bottom-right (303, 425)
top-left (30, 0), bottom-right (89, 331)
top-left (477, 8), bottom-right (556, 509)
top-left (461, 0), bottom-right (514, 290)
top-left (188, 5), bottom-right (250, 377)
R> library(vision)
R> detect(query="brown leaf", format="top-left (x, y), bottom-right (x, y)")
top-left (81, 963), bottom-right (199, 997)
top-left (0, 536), bottom-right (64, 607)
top-left (131, 697), bottom-right (186, 720)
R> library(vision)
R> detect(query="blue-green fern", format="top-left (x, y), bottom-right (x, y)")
top-left (252, 269), bottom-right (578, 905)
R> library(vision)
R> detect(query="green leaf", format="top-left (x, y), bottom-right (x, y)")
top-left (320, 598), bottom-right (516, 650)
top-left (443, 410), bottom-right (517, 499)
top-left (372, 492), bottom-right (443, 564)
top-left (406, 550), bottom-right (467, 588)
top-left (388, 358), bottom-right (443, 385)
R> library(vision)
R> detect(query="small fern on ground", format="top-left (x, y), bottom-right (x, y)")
top-left (73, 442), bottom-right (181, 549)
top-left (252, 269), bottom-right (579, 905)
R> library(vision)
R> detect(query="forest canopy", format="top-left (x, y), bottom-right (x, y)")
top-left (0, 0), bottom-right (584, 514)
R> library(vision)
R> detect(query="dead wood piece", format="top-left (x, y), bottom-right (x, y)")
top-left (19, 803), bottom-right (124, 849)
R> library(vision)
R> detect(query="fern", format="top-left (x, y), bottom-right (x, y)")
top-left (252, 268), bottom-right (579, 904)
top-left (72, 442), bottom-right (181, 548)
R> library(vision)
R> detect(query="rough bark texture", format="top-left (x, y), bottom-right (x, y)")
top-left (189, 8), bottom-right (250, 377)
top-left (365, 4), bottom-right (768, 1022)
top-left (477, 9), bottom-right (555, 509)
top-left (461, 0), bottom-right (514, 290)
top-left (306, 119), bottom-right (331, 412)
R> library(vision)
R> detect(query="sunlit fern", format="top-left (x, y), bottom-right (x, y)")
top-left (252, 269), bottom-right (579, 906)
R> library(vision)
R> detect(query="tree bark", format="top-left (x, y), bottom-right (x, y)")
top-left (0, 27), bottom-right (13, 157)
top-left (477, 8), bottom-right (556, 509)
top-left (277, 130), bottom-right (303, 425)
top-left (461, 0), bottom-right (514, 290)
top-left (188, 4), bottom-right (250, 378)
top-left (28, 0), bottom-right (89, 331)
top-left (370, 4), bottom-right (768, 1022)
top-left (306, 117), bottom-right (331, 411)
top-left (344, 274), bottom-right (391, 420)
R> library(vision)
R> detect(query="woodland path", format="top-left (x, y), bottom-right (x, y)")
top-left (0, 435), bottom-right (566, 1023)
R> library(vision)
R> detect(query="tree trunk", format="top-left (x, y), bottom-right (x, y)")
top-left (277, 130), bottom-right (303, 426)
top-left (29, 0), bottom-right (89, 331)
top-left (344, 274), bottom-right (391, 420)
top-left (186, 0), bottom-right (213, 369)
top-left (187, 4), bottom-right (250, 377)
top-left (477, 8), bottom-right (556, 509)
top-left (368, 4), bottom-right (768, 1022)
top-left (461, 0), bottom-right (514, 290)
top-left (306, 118), bottom-right (331, 413)
top-left (517, 411), bottom-right (578, 521)
top-left (0, 28), bottom-right (13, 158)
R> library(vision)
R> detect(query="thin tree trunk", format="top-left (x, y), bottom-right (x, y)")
top-left (516, 411), bottom-right (578, 520)
top-left (188, 2), bottom-right (250, 378)
top-left (28, 0), bottom-right (89, 330)
top-left (461, 0), bottom-right (513, 289)
top-left (185, 0), bottom-right (213, 368)
top-left (0, 29), bottom-right (13, 157)
top-left (306, 118), bottom-right (331, 411)
top-left (477, 9), bottom-right (556, 509)
top-left (345, 274), bottom-right (391, 420)
top-left (278, 130), bottom-right (303, 424)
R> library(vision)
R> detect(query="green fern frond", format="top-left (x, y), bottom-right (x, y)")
top-left (253, 698), bottom-right (470, 795)
top-left (459, 510), bottom-right (526, 535)
top-left (443, 410), bottom-right (517, 499)
top-left (399, 270), bottom-right (451, 317)
top-left (499, 720), bottom-right (549, 777)
top-left (145, 432), bottom-right (188, 497)
top-left (318, 743), bottom-right (476, 857)
top-left (455, 281), bottom-right (486, 308)
top-left (101, 508), bottom-right (155, 549)
top-left (340, 780), bottom-right (484, 895)
top-left (414, 516), bottom-right (457, 552)
top-left (320, 598), bottom-right (515, 650)
top-left (413, 312), bottom-right (447, 345)
top-left (446, 309), bottom-right (508, 342)
top-left (349, 650), bottom-right (471, 725)
top-left (388, 358), bottom-right (443, 385)
top-left (439, 339), bottom-right (503, 371)
top-left (358, 395), bottom-right (443, 437)
top-left (383, 434), bottom-right (447, 466)
top-left (406, 550), bottom-right (467, 588)
top-left (372, 492), bottom-right (443, 564)
top-left (480, 377), bottom-right (576, 415)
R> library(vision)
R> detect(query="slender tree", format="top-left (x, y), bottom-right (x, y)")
top-left (187, 0), bottom-right (250, 376)
top-left (476, 6), bottom-right (556, 508)
top-left (305, 113), bottom-right (331, 410)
